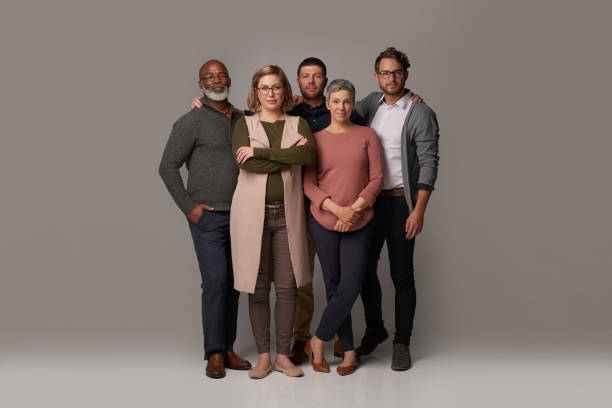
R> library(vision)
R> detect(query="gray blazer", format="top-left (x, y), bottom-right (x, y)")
top-left (355, 90), bottom-right (440, 211)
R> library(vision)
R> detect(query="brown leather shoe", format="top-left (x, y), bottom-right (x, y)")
top-left (206, 354), bottom-right (226, 379)
top-left (290, 340), bottom-right (307, 365)
top-left (304, 339), bottom-right (330, 373)
top-left (333, 339), bottom-right (344, 358)
top-left (224, 350), bottom-right (252, 370)
top-left (336, 356), bottom-right (360, 376)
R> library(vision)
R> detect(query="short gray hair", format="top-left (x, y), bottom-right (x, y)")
top-left (325, 79), bottom-right (355, 101)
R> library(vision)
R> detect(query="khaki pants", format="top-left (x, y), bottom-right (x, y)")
top-left (292, 223), bottom-right (316, 343)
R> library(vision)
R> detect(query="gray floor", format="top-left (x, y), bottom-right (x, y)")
top-left (4, 342), bottom-right (611, 408)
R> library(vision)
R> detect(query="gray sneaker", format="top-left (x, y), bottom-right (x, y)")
top-left (391, 344), bottom-right (412, 371)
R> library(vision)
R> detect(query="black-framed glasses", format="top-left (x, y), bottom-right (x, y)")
top-left (200, 73), bottom-right (229, 82)
top-left (376, 70), bottom-right (405, 79)
top-left (257, 85), bottom-right (284, 95)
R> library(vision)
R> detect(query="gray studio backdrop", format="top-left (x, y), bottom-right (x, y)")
top-left (1, 0), bottom-right (611, 356)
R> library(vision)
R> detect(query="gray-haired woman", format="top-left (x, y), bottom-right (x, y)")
top-left (303, 79), bottom-right (384, 375)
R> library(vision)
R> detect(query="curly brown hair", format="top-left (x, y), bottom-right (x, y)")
top-left (374, 47), bottom-right (411, 72)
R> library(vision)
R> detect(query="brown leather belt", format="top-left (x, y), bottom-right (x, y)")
top-left (379, 187), bottom-right (405, 197)
top-left (265, 201), bottom-right (283, 209)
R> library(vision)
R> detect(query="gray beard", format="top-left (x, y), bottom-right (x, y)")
top-left (203, 85), bottom-right (229, 101)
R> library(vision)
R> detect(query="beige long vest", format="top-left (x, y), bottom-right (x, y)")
top-left (230, 114), bottom-right (311, 294)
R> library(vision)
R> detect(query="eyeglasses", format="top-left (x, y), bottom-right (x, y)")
top-left (200, 73), bottom-right (229, 82)
top-left (257, 85), bottom-right (284, 95)
top-left (376, 70), bottom-right (405, 79)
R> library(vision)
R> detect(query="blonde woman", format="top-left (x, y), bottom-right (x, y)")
top-left (230, 65), bottom-right (315, 378)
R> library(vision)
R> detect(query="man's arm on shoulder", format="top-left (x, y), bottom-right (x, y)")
top-left (353, 94), bottom-right (371, 119)
top-left (191, 96), bottom-right (203, 110)
top-left (190, 96), bottom-right (250, 115)
top-left (350, 110), bottom-right (365, 126)
top-left (354, 91), bottom-right (383, 122)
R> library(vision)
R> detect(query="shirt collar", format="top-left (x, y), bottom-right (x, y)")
top-left (298, 98), bottom-right (326, 111)
top-left (200, 96), bottom-right (235, 117)
top-left (377, 89), bottom-right (412, 108)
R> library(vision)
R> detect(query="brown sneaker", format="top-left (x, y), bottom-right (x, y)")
top-left (206, 354), bottom-right (226, 379)
top-left (289, 340), bottom-right (307, 365)
top-left (224, 350), bottom-right (252, 370)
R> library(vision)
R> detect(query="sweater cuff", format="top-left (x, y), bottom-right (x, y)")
top-left (253, 148), bottom-right (270, 159)
top-left (417, 183), bottom-right (435, 191)
top-left (307, 189), bottom-right (330, 211)
top-left (179, 200), bottom-right (198, 216)
top-left (359, 192), bottom-right (377, 207)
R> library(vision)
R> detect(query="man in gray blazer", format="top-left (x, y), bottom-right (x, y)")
top-left (354, 47), bottom-right (440, 371)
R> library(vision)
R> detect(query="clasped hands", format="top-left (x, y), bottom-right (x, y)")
top-left (321, 197), bottom-right (368, 232)
top-left (333, 204), bottom-right (364, 232)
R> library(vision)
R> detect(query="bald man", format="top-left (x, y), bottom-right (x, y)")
top-left (160, 60), bottom-right (251, 379)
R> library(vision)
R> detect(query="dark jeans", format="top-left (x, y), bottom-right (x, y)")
top-left (360, 196), bottom-right (416, 345)
top-left (188, 211), bottom-right (239, 360)
top-left (309, 215), bottom-right (375, 352)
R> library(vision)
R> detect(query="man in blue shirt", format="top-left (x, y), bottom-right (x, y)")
top-left (287, 57), bottom-right (364, 132)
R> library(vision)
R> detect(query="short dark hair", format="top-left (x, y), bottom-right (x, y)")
top-left (297, 57), bottom-right (327, 77)
top-left (375, 47), bottom-right (411, 72)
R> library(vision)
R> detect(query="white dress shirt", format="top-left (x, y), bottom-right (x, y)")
top-left (369, 91), bottom-right (413, 189)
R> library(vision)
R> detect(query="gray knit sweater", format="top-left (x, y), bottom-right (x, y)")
top-left (159, 99), bottom-right (243, 214)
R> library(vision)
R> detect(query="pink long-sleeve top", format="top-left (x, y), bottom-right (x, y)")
top-left (303, 125), bottom-right (384, 231)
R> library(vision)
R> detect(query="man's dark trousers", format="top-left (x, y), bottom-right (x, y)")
top-left (360, 196), bottom-right (416, 345)
top-left (188, 210), bottom-right (239, 359)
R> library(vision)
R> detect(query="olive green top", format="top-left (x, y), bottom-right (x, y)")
top-left (232, 116), bottom-right (315, 202)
